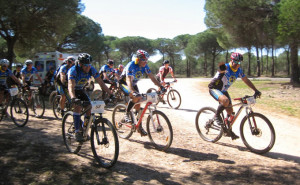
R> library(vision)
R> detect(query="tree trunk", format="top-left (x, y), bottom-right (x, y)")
top-left (271, 45), bottom-right (275, 77)
top-left (260, 47), bottom-right (264, 75)
top-left (204, 53), bottom-right (208, 76)
top-left (286, 48), bottom-right (290, 76)
top-left (256, 47), bottom-right (260, 77)
top-left (266, 49), bottom-right (269, 75)
top-left (211, 48), bottom-right (216, 77)
top-left (290, 41), bottom-right (300, 84)
top-left (225, 50), bottom-right (229, 63)
top-left (186, 59), bottom-right (190, 77)
top-left (6, 37), bottom-right (17, 69)
top-left (247, 47), bottom-right (251, 76)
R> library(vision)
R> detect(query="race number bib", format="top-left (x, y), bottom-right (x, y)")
top-left (91, 101), bottom-right (105, 113)
top-left (146, 92), bottom-right (158, 103)
top-left (9, 88), bottom-right (19, 96)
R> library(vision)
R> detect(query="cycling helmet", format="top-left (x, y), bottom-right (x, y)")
top-left (107, 59), bottom-right (114, 65)
top-left (163, 60), bottom-right (170, 65)
top-left (25, 59), bottom-right (33, 65)
top-left (16, 63), bottom-right (23, 67)
top-left (67, 56), bottom-right (75, 63)
top-left (0, 59), bottom-right (9, 66)
top-left (78, 53), bottom-right (92, 64)
top-left (136, 49), bottom-right (149, 59)
top-left (118, 64), bottom-right (124, 69)
top-left (230, 52), bottom-right (243, 62)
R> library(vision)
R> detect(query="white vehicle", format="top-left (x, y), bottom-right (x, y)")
top-left (32, 51), bottom-right (78, 84)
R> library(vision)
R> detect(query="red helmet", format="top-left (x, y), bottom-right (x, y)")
top-left (230, 52), bottom-right (243, 62)
top-left (118, 64), bottom-right (124, 69)
top-left (136, 50), bottom-right (149, 59)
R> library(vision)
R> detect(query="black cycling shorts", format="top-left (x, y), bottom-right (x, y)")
top-left (75, 89), bottom-right (91, 104)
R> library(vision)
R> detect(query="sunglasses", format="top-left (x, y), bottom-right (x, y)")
top-left (140, 58), bottom-right (148, 62)
top-left (82, 63), bottom-right (90, 67)
top-left (233, 60), bottom-right (241, 65)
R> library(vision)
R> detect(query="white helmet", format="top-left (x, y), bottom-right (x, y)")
top-left (25, 59), bottom-right (33, 65)
top-left (0, 59), bottom-right (9, 66)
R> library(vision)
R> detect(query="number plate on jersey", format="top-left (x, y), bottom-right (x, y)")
top-left (91, 101), bottom-right (105, 113)
top-left (146, 92), bottom-right (158, 103)
top-left (9, 88), bottom-right (19, 96)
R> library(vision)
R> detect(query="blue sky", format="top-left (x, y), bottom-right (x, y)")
top-left (81, 0), bottom-right (207, 39)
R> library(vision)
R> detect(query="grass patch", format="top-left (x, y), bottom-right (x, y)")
top-left (199, 80), bottom-right (300, 119)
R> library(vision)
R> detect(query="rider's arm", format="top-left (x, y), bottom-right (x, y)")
top-left (36, 73), bottom-right (43, 84)
top-left (60, 72), bottom-right (67, 84)
top-left (126, 76), bottom-right (136, 93)
top-left (103, 72), bottom-right (110, 81)
top-left (95, 76), bottom-right (112, 95)
top-left (68, 79), bottom-right (76, 99)
top-left (11, 75), bottom-right (21, 86)
top-left (21, 74), bottom-right (26, 84)
top-left (148, 73), bottom-right (161, 87)
top-left (241, 76), bottom-right (259, 92)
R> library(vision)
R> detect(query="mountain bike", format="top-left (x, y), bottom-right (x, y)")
top-left (62, 100), bottom-right (119, 168)
top-left (147, 80), bottom-right (181, 109)
top-left (0, 87), bottom-right (29, 127)
top-left (112, 91), bottom-right (173, 151)
top-left (195, 95), bottom-right (275, 154)
top-left (20, 86), bottom-right (45, 118)
top-left (102, 81), bottom-right (129, 106)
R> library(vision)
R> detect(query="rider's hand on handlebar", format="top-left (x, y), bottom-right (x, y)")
top-left (254, 90), bottom-right (262, 99)
top-left (174, 79), bottom-right (177, 82)
top-left (71, 98), bottom-right (81, 105)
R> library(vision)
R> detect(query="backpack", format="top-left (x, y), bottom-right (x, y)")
top-left (54, 62), bottom-right (67, 83)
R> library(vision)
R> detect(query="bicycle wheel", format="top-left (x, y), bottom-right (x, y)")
top-left (62, 111), bottom-right (82, 153)
top-left (146, 110), bottom-right (173, 151)
top-left (112, 104), bottom-right (133, 139)
top-left (52, 95), bottom-right (63, 119)
top-left (195, 107), bottom-right (223, 143)
top-left (91, 118), bottom-right (119, 168)
top-left (240, 112), bottom-right (276, 154)
top-left (167, 89), bottom-right (181, 109)
top-left (10, 98), bottom-right (29, 127)
top-left (49, 90), bottom-right (57, 103)
top-left (91, 89), bottom-right (102, 101)
top-left (32, 93), bottom-right (45, 118)
top-left (146, 88), bottom-right (160, 105)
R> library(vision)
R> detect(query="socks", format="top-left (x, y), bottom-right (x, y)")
top-left (73, 112), bottom-right (81, 132)
top-left (126, 100), bottom-right (135, 113)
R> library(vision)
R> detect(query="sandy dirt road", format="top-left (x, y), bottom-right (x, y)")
top-left (0, 78), bottom-right (299, 185)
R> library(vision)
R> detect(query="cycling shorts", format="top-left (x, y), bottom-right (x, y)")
top-left (209, 89), bottom-right (232, 104)
top-left (57, 84), bottom-right (66, 95)
top-left (119, 81), bottom-right (139, 96)
top-left (75, 89), bottom-right (91, 105)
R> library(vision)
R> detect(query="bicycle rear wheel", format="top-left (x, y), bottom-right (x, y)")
top-left (10, 98), bottom-right (29, 127)
top-left (91, 118), bottom-right (119, 168)
top-left (32, 93), bottom-right (45, 118)
top-left (167, 89), bottom-right (181, 109)
top-left (62, 112), bottom-right (82, 153)
top-left (49, 90), bottom-right (57, 103)
top-left (52, 95), bottom-right (63, 119)
top-left (240, 112), bottom-right (276, 154)
top-left (146, 110), bottom-right (173, 151)
top-left (195, 107), bottom-right (223, 143)
top-left (112, 104), bottom-right (133, 139)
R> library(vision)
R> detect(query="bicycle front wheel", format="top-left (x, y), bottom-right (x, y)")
top-left (91, 118), bottom-right (119, 168)
top-left (240, 112), bottom-right (276, 154)
top-left (62, 112), bottom-right (82, 153)
top-left (10, 98), bottom-right (29, 127)
top-left (32, 93), bottom-right (45, 118)
top-left (167, 89), bottom-right (181, 109)
top-left (146, 110), bottom-right (173, 151)
top-left (112, 104), bottom-right (133, 139)
top-left (195, 107), bottom-right (223, 143)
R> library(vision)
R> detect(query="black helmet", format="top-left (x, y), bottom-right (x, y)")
top-left (107, 59), bottom-right (114, 65)
top-left (16, 63), bottom-right (23, 67)
top-left (163, 60), bottom-right (170, 65)
top-left (78, 53), bottom-right (92, 64)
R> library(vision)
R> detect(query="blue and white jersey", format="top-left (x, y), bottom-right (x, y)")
top-left (68, 65), bottom-right (100, 89)
top-left (21, 67), bottom-right (38, 82)
top-left (0, 67), bottom-right (13, 86)
top-left (121, 61), bottom-right (151, 85)
top-left (99, 64), bottom-right (114, 79)
top-left (58, 64), bottom-right (70, 75)
top-left (210, 63), bottom-right (245, 92)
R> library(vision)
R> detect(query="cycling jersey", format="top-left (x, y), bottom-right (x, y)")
top-left (13, 70), bottom-right (21, 79)
top-left (0, 67), bottom-right (13, 86)
top-left (120, 61), bottom-right (151, 85)
top-left (21, 67), bottom-right (38, 82)
top-left (114, 68), bottom-right (122, 76)
top-left (156, 66), bottom-right (173, 80)
top-left (99, 65), bottom-right (114, 80)
top-left (208, 63), bottom-right (245, 92)
top-left (68, 64), bottom-right (99, 89)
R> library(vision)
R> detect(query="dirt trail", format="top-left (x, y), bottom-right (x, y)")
top-left (0, 78), bottom-right (299, 185)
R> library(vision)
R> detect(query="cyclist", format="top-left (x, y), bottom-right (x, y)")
top-left (0, 59), bottom-right (22, 107)
top-left (21, 59), bottom-right (43, 101)
top-left (7, 63), bottom-right (23, 87)
top-left (41, 67), bottom-right (55, 95)
top-left (119, 49), bottom-right (165, 136)
top-left (68, 53), bottom-right (113, 142)
top-left (99, 59), bottom-right (115, 85)
top-left (56, 56), bottom-right (75, 116)
top-left (156, 60), bottom-right (177, 85)
top-left (114, 64), bottom-right (124, 81)
top-left (208, 52), bottom-right (261, 140)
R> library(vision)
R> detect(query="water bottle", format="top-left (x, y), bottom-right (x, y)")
top-left (228, 112), bottom-right (235, 122)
